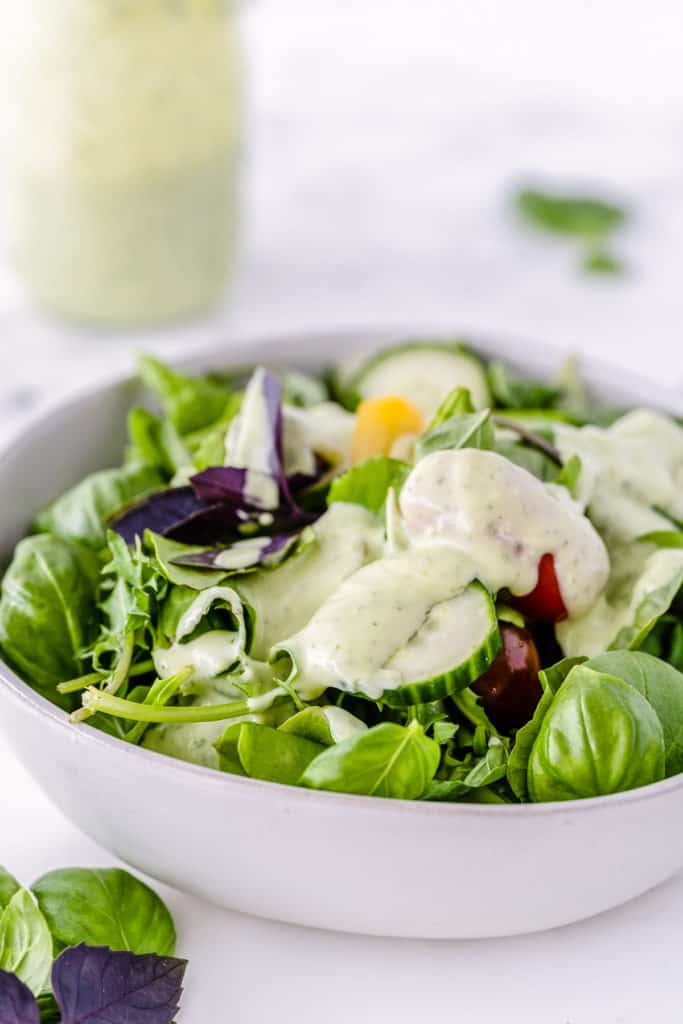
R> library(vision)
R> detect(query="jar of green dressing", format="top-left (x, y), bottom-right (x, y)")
top-left (10, 0), bottom-right (241, 325)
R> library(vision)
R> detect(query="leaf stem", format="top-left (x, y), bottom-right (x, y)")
top-left (493, 416), bottom-right (563, 466)
top-left (72, 685), bottom-right (288, 725)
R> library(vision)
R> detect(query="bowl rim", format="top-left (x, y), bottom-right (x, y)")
top-left (2, 324), bottom-right (682, 821)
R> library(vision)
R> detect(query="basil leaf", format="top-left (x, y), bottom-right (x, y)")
top-left (0, 890), bottom-right (52, 996)
top-left (51, 945), bottom-right (186, 1024)
top-left (0, 536), bottom-right (99, 706)
top-left (0, 969), bottom-right (39, 1024)
top-left (216, 722), bottom-right (324, 784)
top-left (528, 666), bottom-right (665, 801)
top-left (278, 706), bottom-right (366, 746)
top-left (488, 360), bottom-right (561, 410)
top-left (516, 189), bottom-right (625, 239)
top-left (146, 532), bottom-right (226, 591)
top-left (34, 465), bottom-right (164, 548)
top-left (301, 721), bottom-right (440, 799)
top-left (507, 657), bottom-right (584, 800)
top-left (426, 386), bottom-right (475, 429)
top-left (0, 872), bottom-right (20, 915)
top-left (139, 354), bottom-right (234, 436)
top-left (415, 409), bottom-right (493, 460)
top-left (32, 868), bottom-right (176, 957)
top-left (585, 650), bottom-right (683, 777)
top-left (637, 531), bottom-right (683, 548)
top-left (328, 457), bottom-right (410, 514)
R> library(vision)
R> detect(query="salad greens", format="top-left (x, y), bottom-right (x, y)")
top-left (2, 339), bottom-right (683, 805)
top-left (0, 865), bottom-right (184, 1024)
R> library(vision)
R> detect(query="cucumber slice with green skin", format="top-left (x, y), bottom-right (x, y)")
top-left (334, 342), bottom-right (491, 419)
top-left (379, 582), bottom-right (501, 707)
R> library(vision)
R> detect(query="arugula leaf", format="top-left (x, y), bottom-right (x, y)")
top-left (488, 360), bottom-right (561, 410)
top-left (415, 409), bottom-right (494, 460)
top-left (0, 969), bottom-right (39, 1024)
top-left (0, 890), bottom-right (52, 996)
top-left (32, 868), bottom-right (175, 958)
top-left (327, 457), bottom-right (410, 514)
top-left (216, 722), bottom-right (325, 784)
top-left (138, 354), bottom-right (234, 436)
top-left (51, 945), bottom-right (186, 1024)
top-left (0, 873), bottom-right (20, 915)
top-left (34, 465), bottom-right (164, 548)
top-left (301, 721), bottom-right (440, 799)
top-left (0, 536), bottom-right (100, 707)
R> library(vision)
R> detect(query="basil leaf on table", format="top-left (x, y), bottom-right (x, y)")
top-left (216, 722), bottom-right (325, 784)
top-left (515, 188), bottom-right (626, 275)
top-left (585, 650), bottom-right (683, 777)
top-left (0, 969), bottom-right (39, 1024)
top-left (34, 465), bottom-right (164, 548)
top-left (301, 721), bottom-right (440, 799)
top-left (327, 457), bottom-right (410, 514)
top-left (32, 868), bottom-right (176, 957)
top-left (0, 536), bottom-right (99, 707)
top-left (51, 945), bottom-right (186, 1024)
top-left (0, 873), bottom-right (20, 915)
top-left (528, 665), bottom-right (665, 802)
top-left (0, 890), bottom-right (52, 996)
top-left (138, 354), bottom-right (234, 436)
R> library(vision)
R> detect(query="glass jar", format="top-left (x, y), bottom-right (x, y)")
top-left (9, 0), bottom-right (242, 325)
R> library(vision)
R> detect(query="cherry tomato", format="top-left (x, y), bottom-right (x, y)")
top-left (512, 553), bottom-right (568, 623)
top-left (472, 624), bottom-right (542, 732)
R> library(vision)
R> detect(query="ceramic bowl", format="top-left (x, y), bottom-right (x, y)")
top-left (1, 329), bottom-right (682, 939)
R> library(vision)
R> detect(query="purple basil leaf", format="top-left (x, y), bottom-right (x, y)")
top-left (52, 944), bottom-right (186, 1024)
top-left (190, 466), bottom-right (251, 506)
top-left (172, 532), bottom-right (299, 571)
top-left (111, 488), bottom-right (209, 543)
top-left (0, 970), bottom-right (39, 1024)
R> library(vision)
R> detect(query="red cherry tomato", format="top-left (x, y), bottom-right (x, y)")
top-left (472, 624), bottom-right (542, 732)
top-left (512, 553), bottom-right (568, 623)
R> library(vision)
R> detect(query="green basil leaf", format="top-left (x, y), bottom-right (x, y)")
top-left (127, 408), bottom-right (192, 476)
top-left (462, 738), bottom-right (508, 788)
top-left (34, 464), bottom-right (163, 548)
top-left (506, 657), bottom-right (584, 800)
top-left (0, 869), bottom-right (20, 913)
top-left (488, 360), bottom-right (562, 410)
top-left (146, 532), bottom-right (227, 591)
top-left (585, 650), bottom-right (683, 777)
top-left (426, 387), bottom-right (475, 429)
top-left (637, 531), bottom-right (683, 548)
top-left (555, 454), bottom-right (582, 499)
top-left (0, 535), bottom-right (100, 704)
top-left (216, 722), bottom-right (324, 784)
top-left (32, 868), bottom-right (176, 957)
top-left (278, 706), bottom-right (366, 747)
top-left (528, 666), bottom-right (665, 802)
top-left (415, 409), bottom-right (494, 460)
top-left (0, 889), bottom-right (52, 995)
top-left (301, 721), bottom-right (440, 799)
top-left (139, 354), bottom-right (234, 436)
top-left (516, 189), bottom-right (626, 240)
top-left (327, 457), bottom-right (410, 515)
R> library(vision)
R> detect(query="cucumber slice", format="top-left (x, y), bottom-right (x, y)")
top-left (380, 582), bottom-right (501, 706)
top-left (336, 342), bottom-right (491, 419)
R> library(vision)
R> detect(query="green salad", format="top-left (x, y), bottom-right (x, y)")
top-left (2, 339), bottom-right (683, 804)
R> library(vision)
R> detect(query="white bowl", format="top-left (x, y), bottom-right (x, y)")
top-left (1, 329), bottom-right (683, 940)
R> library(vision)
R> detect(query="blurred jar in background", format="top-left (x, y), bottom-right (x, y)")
top-left (9, 0), bottom-right (241, 326)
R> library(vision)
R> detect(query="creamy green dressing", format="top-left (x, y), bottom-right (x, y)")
top-left (236, 503), bottom-right (383, 660)
top-left (557, 549), bottom-right (683, 657)
top-left (275, 545), bottom-right (478, 699)
top-left (555, 411), bottom-right (683, 541)
top-left (318, 706), bottom-right (368, 743)
top-left (399, 449), bottom-right (609, 617)
top-left (11, 0), bottom-right (241, 324)
top-left (224, 368), bottom-right (280, 510)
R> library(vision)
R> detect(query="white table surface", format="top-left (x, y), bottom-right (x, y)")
top-left (1, 2), bottom-right (683, 1021)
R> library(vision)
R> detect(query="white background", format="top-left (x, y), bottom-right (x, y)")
top-left (1, 2), bottom-right (683, 1021)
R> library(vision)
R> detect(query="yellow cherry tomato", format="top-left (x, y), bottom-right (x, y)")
top-left (351, 396), bottom-right (424, 464)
